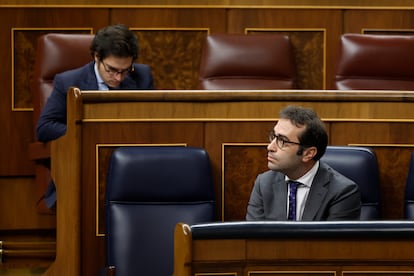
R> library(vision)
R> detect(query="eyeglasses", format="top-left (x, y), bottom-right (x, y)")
top-left (101, 61), bottom-right (134, 76)
top-left (268, 131), bottom-right (302, 149)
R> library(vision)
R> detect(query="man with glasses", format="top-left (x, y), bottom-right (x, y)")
top-left (246, 105), bottom-right (361, 221)
top-left (37, 24), bottom-right (153, 142)
top-left (36, 24), bottom-right (154, 209)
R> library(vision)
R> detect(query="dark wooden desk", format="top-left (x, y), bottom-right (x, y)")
top-left (174, 221), bottom-right (414, 276)
top-left (45, 88), bottom-right (414, 275)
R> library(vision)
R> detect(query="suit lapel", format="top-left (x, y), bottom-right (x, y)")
top-left (81, 62), bottom-right (99, 90)
top-left (302, 164), bottom-right (329, 220)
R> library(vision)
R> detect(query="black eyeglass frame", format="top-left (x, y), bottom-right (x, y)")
top-left (101, 60), bottom-right (134, 76)
top-left (268, 131), bottom-right (303, 150)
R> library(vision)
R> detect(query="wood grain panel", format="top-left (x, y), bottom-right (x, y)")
top-left (223, 145), bottom-right (268, 221)
top-left (3, 0), bottom-right (414, 6)
top-left (204, 121), bottom-right (273, 220)
top-left (0, 177), bottom-right (55, 230)
top-left (111, 9), bottom-right (226, 89)
top-left (343, 10), bottom-right (414, 34)
top-left (134, 30), bottom-right (208, 89)
top-left (176, 221), bottom-right (414, 276)
top-left (228, 9), bottom-right (343, 89)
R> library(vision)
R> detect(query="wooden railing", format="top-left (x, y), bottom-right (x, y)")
top-left (0, 241), bottom-right (55, 265)
top-left (174, 221), bottom-right (414, 276)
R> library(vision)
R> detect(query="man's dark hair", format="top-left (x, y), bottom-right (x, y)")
top-left (90, 24), bottom-right (138, 61)
top-left (279, 105), bottom-right (328, 160)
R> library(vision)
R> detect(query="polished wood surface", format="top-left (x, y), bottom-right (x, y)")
top-left (174, 222), bottom-right (414, 276)
top-left (2, 0), bottom-right (414, 7)
top-left (46, 88), bottom-right (414, 275)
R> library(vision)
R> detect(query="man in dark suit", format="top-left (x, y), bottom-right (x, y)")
top-left (36, 24), bottom-right (154, 208)
top-left (246, 105), bottom-right (361, 221)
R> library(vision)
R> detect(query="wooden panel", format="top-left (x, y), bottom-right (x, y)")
top-left (227, 9), bottom-right (343, 89)
top-left (3, 0), bottom-right (414, 6)
top-left (111, 8), bottom-right (226, 31)
top-left (111, 8), bottom-right (226, 89)
top-left (223, 145), bottom-right (268, 221)
top-left (0, 177), bottom-right (55, 230)
top-left (343, 10), bottom-right (414, 34)
top-left (175, 222), bottom-right (414, 276)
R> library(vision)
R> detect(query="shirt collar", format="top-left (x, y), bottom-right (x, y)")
top-left (94, 61), bottom-right (109, 90)
top-left (285, 160), bottom-right (319, 188)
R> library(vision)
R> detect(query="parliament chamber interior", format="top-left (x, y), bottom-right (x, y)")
top-left (2, 0), bottom-right (414, 275)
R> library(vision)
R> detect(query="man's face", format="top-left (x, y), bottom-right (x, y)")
top-left (267, 118), bottom-right (305, 176)
top-left (95, 54), bottom-right (133, 88)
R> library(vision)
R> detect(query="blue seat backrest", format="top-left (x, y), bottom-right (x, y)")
top-left (321, 146), bottom-right (381, 220)
top-left (105, 146), bottom-right (216, 276)
top-left (404, 151), bottom-right (414, 219)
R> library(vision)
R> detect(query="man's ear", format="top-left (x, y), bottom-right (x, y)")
top-left (302, 146), bottom-right (317, 162)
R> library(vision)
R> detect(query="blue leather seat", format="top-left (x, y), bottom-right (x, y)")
top-left (105, 146), bottom-right (216, 276)
top-left (321, 146), bottom-right (381, 220)
top-left (404, 151), bottom-right (414, 219)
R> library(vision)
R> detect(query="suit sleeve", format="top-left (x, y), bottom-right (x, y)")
top-left (131, 64), bottom-right (155, 89)
top-left (246, 175), bottom-right (266, 221)
top-left (36, 74), bottom-right (68, 142)
top-left (326, 180), bottom-right (361, 220)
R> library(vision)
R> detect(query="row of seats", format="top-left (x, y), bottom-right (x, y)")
top-left (33, 32), bottom-right (414, 116)
top-left (103, 145), bottom-right (414, 276)
top-left (198, 33), bottom-right (414, 90)
top-left (30, 32), bottom-right (414, 213)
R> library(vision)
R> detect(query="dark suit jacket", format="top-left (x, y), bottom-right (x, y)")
top-left (35, 61), bottom-right (153, 209)
top-left (36, 61), bottom-right (154, 142)
top-left (246, 162), bottom-right (361, 221)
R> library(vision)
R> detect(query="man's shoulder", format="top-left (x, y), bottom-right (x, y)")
top-left (319, 161), bottom-right (356, 186)
top-left (128, 63), bottom-right (154, 89)
top-left (54, 62), bottom-right (96, 90)
top-left (131, 63), bottom-right (152, 78)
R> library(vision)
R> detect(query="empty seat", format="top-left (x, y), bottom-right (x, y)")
top-left (198, 33), bottom-right (296, 89)
top-left (105, 146), bottom-right (216, 276)
top-left (334, 33), bottom-right (414, 90)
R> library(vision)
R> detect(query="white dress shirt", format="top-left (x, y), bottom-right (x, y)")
top-left (286, 161), bottom-right (319, 220)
